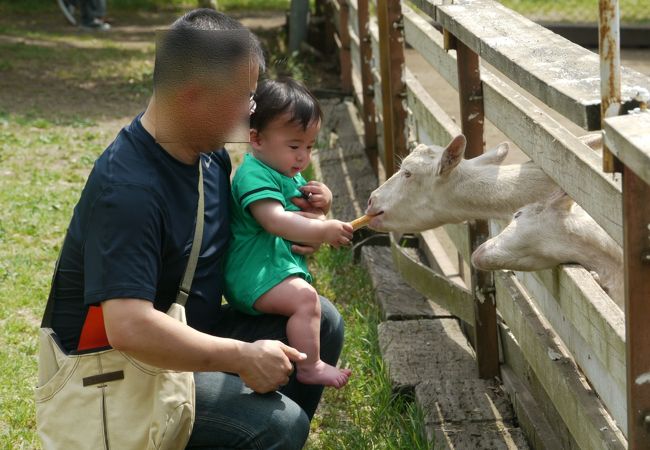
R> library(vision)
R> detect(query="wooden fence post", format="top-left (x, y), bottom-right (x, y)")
top-left (453, 34), bottom-right (500, 379)
top-left (376, 0), bottom-right (408, 176)
top-left (623, 168), bottom-right (650, 448)
top-left (357, 0), bottom-right (378, 177)
top-left (337, 0), bottom-right (352, 94)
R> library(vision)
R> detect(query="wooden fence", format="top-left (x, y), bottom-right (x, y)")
top-left (322, 0), bottom-right (650, 448)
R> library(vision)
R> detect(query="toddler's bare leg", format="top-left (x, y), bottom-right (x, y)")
top-left (254, 277), bottom-right (351, 388)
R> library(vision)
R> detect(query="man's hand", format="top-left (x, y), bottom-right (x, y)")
top-left (238, 340), bottom-right (307, 393)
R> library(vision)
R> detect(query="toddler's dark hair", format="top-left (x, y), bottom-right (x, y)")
top-left (250, 77), bottom-right (322, 132)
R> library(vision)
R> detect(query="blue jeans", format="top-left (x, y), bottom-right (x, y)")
top-left (186, 296), bottom-right (345, 449)
top-left (80, 0), bottom-right (106, 24)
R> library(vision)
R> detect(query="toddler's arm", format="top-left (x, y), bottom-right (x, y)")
top-left (250, 199), bottom-right (352, 247)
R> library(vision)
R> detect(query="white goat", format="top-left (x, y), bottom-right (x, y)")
top-left (365, 135), bottom-right (558, 232)
top-left (471, 190), bottom-right (624, 307)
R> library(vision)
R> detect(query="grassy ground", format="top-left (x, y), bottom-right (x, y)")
top-left (0, 6), bottom-right (429, 449)
top-left (499, 0), bottom-right (650, 24)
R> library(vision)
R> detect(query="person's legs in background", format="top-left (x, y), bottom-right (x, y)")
top-left (80, 0), bottom-right (110, 30)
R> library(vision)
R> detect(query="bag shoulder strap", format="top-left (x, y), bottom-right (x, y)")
top-left (176, 161), bottom-right (204, 306)
top-left (41, 161), bottom-right (205, 326)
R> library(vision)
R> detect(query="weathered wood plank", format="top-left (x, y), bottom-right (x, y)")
top-left (435, 0), bottom-right (650, 130)
top-left (390, 233), bottom-right (474, 324)
top-left (405, 67), bottom-right (460, 148)
top-left (515, 269), bottom-right (627, 435)
top-left (443, 223), bottom-right (471, 264)
top-left (495, 272), bottom-right (626, 449)
top-left (499, 322), bottom-right (580, 449)
top-left (418, 229), bottom-right (465, 289)
top-left (604, 113), bottom-right (650, 186)
top-left (403, 3), bottom-right (458, 90)
top-left (500, 365), bottom-right (566, 450)
top-left (331, 0), bottom-right (341, 33)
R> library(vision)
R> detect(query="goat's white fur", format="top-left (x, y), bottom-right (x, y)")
top-left (365, 135), bottom-right (558, 231)
top-left (471, 190), bottom-right (623, 308)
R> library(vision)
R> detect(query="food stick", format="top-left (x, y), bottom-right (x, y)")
top-left (351, 214), bottom-right (372, 231)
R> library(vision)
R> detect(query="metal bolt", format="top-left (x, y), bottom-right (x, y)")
top-left (642, 250), bottom-right (650, 263)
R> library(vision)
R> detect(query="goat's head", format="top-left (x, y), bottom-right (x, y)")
top-left (366, 135), bottom-right (510, 232)
top-left (471, 190), bottom-right (575, 271)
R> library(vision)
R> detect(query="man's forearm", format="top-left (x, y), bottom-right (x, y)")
top-left (103, 299), bottom-right (246, 373)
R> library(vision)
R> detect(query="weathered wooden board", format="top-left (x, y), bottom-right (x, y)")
top-left (405, 67), bottom-right (460, 148)
top-left (443, 223), bottom-right (470, 264)
top-left (418, 229), bottom-right (465, 289)
top-left (434, 0), bottom-right (650, 130)
top-left (500, 320), bottom-right (582, 450)
top-left (403, 3), bottom-right (458, 90)
top-left (390, 233), bottom-right (474, 324)
top-left (331, 0), bottom-right (341, 34)
top-left (515, 269), bottom-right (627, 435)
top-left (604, 113), bottom-right (650, 186)
top-left (495, 272), bottom-right (626, 449)
top-left (347, 0), bottom-right (359, 38)
top-left (500, 365), bottom-right (567, 450)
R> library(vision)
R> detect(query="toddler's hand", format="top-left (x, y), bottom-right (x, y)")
top-left (323, 220), bottom-right (353, 248)
top-left (300, 181), bottom-right (333, 212)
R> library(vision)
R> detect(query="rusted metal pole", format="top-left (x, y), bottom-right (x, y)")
top-left (623, 167), bottom-right (650, 447)
top-left (338, 0), bottom-right (352, 94)
top-left (357, 0), bottom-right (378, 177)
top-left (376, 0), bottom-right (408, 176)
top-left (454, 35), bottom-right (499, 379)
top-left (599, 0), bottom-right (623, 173)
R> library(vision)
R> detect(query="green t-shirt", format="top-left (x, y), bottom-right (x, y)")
top-left (224, 153), bottom-right (312, 315)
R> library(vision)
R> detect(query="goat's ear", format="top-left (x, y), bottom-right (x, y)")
top-left (487, 142), bottom-right (509, 165)
top-left (437, 135), bottom-right (466, 175)
top-left (547, 190), bottom-right (574, 211)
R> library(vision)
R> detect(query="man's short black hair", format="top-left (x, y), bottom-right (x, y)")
top-left (250, 77), bottom-right (322, 132)
top-left (153, 8), bottom-right (265, 91)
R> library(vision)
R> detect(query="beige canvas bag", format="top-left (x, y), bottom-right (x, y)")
top-left (35, 164), bottom-right (205, 450)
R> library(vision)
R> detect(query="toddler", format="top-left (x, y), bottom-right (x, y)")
top-left (224, 77), bottom-right (353, 388)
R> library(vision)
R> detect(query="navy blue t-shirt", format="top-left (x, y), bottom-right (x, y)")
top-left (51, 113), bottom-right (232, 352)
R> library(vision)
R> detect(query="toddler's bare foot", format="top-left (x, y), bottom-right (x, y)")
top-left (296, 360), bottom-right (352, 388)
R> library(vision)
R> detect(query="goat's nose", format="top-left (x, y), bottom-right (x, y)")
top-left (368, 197), bottom-right (373, 208)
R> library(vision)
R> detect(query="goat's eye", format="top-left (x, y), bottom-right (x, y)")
top-left (513, 211), bottom-right (523, 219)
top-left (403, 170), bottom-right (412, 178)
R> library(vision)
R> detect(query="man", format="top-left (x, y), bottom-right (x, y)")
top-left (47, 9), bottom-right (344, 449)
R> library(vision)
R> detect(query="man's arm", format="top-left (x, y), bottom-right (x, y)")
top-left (102, 298), bottom-right (306, 393)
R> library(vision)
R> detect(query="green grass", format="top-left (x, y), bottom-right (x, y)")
top-left (0, 112), bottom-right (111, 449)
top-left (499, 0), bottom-right (650, 24)
top-left (0, 0), bottom-right (293, 14)
top-left (306, 247), bottom-right (431, 449)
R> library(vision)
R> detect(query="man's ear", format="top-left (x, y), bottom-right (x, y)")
top-left (437, 134), bottom-right (467, 175)
top-left (249, 129), bottom-right (263, 151)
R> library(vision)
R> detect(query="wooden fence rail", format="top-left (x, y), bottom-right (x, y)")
top-left (324, 0), bottom-right (650, 447)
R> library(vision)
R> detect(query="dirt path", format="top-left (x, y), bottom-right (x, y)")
top-left (0, 10), bottom-right (290, 139)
